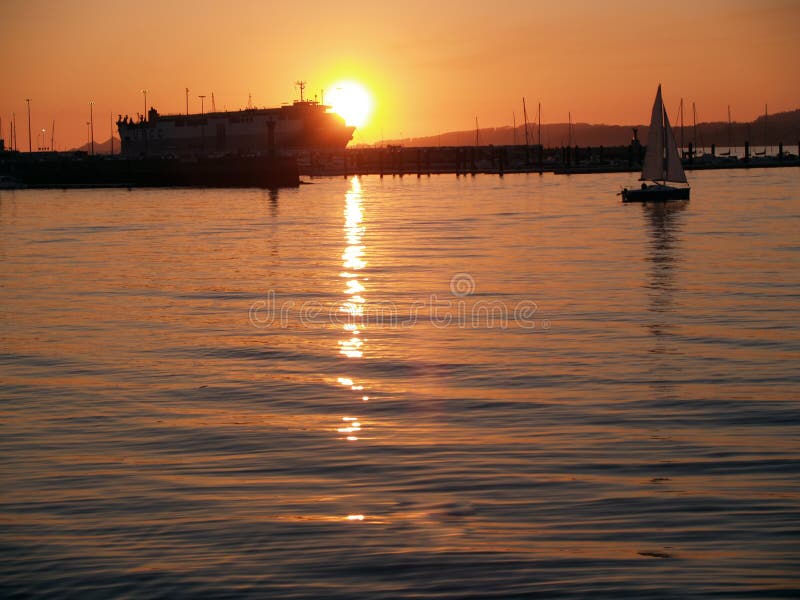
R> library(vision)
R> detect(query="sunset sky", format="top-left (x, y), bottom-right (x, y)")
top-left (1, 0), bottom-right (798, 149)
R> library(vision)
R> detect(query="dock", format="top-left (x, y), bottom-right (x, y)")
top-left (300, 143), bottom-right (800, 177)
top-left (2, 143), bottom-right (797, 189)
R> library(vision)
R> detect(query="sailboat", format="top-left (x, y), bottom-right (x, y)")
top-left (621, 85), bottom-right (690, 202)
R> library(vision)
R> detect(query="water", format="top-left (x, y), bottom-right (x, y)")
top-left (1, 169), bottom-right (799, 598)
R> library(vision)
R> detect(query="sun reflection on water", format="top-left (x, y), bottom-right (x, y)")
top-left (336, 177), bottom-right (372, 447)
top-left (339, 177), bottom-right (367, 361)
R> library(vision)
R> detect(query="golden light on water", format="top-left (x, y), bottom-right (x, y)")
top-left (340, 177), bottom-right (367, 360)
top-left (326, 81), bottom-right (373, 128)
top-left (346, 515), bottom-right (364, 521)
top-left (345, 280), bottom-right (366, 294)
top-left (338, 336), bottom-right (363, 359)
top-left (335, 177), bottom-right (371, 444)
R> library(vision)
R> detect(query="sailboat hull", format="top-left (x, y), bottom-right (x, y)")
top-left (621, 184), bottom-right (690, 202)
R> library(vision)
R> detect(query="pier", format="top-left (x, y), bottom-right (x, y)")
top-left (2, 143), bottom-right (797, 189)
top-left (300, 143), bottom-right (800, 178)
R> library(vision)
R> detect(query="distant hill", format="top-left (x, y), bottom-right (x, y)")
top-left (379, 109), bottom-right (800, 149)
top-left (68, 137), bottom-right (122, 154)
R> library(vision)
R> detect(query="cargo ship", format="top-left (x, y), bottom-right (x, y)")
top-left (117, 83), bottom-right (355, 157)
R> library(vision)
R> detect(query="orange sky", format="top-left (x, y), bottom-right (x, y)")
top-left (1, 0), bottom-right (798, 149)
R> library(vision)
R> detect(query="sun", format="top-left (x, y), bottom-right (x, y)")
top-left (326, 81), bottom-right (373, 128)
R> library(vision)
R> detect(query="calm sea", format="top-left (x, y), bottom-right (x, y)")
top-left (1, 169), bottom-right (799, 598)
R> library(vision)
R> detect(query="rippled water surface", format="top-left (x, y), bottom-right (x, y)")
top-left (1, 169), bottom-right (799, 598)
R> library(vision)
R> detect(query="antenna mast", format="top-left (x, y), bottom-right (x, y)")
top-left (211, 92), bottom-right (216, 113)
top-left (295, 80), bottom-right (307, 102)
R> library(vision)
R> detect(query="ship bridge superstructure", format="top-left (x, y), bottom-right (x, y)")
top-left (117, 100), bottom-right (354, 157)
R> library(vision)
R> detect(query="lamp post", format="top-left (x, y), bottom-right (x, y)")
top-left (185, 88), bottom-right (189, 116)
top-left (86, 122), bottom-right (91, 150)
top-left (89, 101), bottom-right (95, 156)
top-left (40, 128), bottom-right (46, 151)
top-left (25, 98), bottom-right (32, 152)
top-left (198, 95), bottom-right (206, 116)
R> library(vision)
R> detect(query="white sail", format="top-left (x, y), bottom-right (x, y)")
top-left (640, 85), bottom-right (665, 181)
top-left (663, 109), bottom-right (687, 183)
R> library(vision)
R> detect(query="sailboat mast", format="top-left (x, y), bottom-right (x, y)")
top-left (522, 98), bottom-right (529, 146)
top-left (568, 112), bottom-right (572, 148)
top-left (679, 98), bottom-right (684, 155)
top-left (727, 105), bottom-right (732, 151)
top-left (512, 112), bottom-right (517, 145)
top-left (662, 102), bottom-right (667, 184)
top-left (538, 102), bottom-right (541, 147)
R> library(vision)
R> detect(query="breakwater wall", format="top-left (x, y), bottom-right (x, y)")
top-left (0, 152), bottom-right (300, 188)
